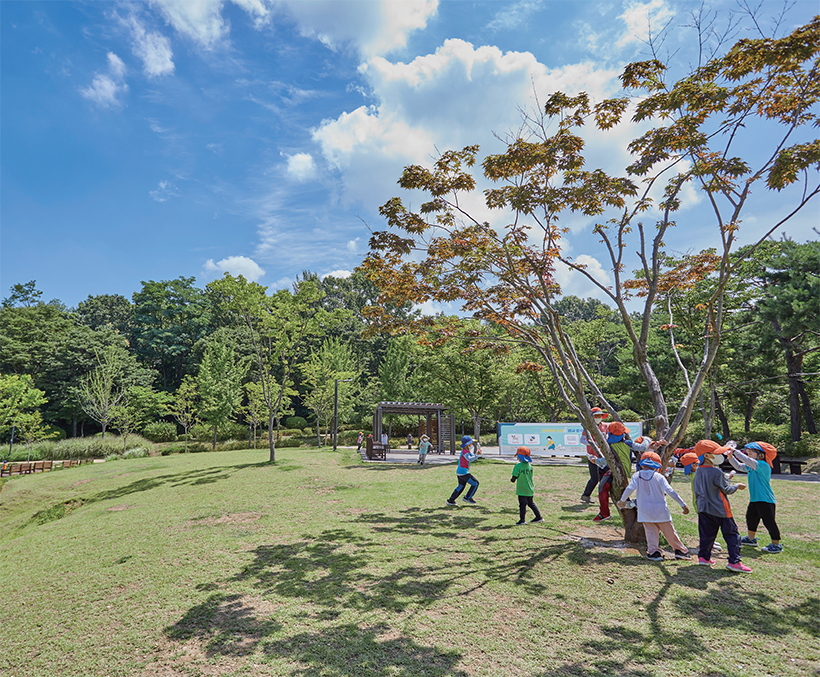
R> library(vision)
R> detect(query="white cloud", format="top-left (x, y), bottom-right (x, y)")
top-left (554, 255), bottom-right (613, 300)
top-left (147, 0), bottom-right (271, 49)
top-left (80, 52), bottom-right (128, 108)
top-left (347, 238), bottom-right (360, 252)
top-left (280, 0), bottom-right (438, 58)
top-left (486, 0), bottom-right (544, 32)
top-left (285, 152), bottom-right (317, 181)
top-left (125, 16), bottom-right (174, 77)
top-left (203, 255), bottom-right (266, 281)
top-left (322, 269), bottom-right (352, 280)
top-left (268, 275), bottom-right (295, 291)
top-left (313, 39), bottom-right (620, 213)
top-left (149, 180), bottom-right (179, 202)
top-left (617, 0), bottom-right (675, 49)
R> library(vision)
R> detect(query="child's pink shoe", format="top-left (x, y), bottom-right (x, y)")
top-left (697, 557), bottom-right (715, 566)
top-left (726, 562), bottom-right (752, 573)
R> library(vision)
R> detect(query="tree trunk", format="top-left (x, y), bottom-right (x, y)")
top-left (212, 426), bottom-right (217, 451)
top-left (472, 415), bottom-right (481, 442)
top-left (316, 419), bottom-right (321, 447)
top-left (620, 507), bottom-right (647, 544)
top-left (744, 393), bottom-right (758, 433)
top-left (715, 392), bottom-right (730, 440)
top-left (72, 417), bottom-right (77, 438)
top-left (268, 413), bottom-right (276, 463)
top-left (784, 346), bottom-right (803, 442)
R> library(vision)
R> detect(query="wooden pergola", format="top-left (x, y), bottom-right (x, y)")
top-left (367, 401), bottom-right (456, 459)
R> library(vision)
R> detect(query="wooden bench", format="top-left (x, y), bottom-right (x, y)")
top-left (365, 439), bottom-right (387, 460)
top-left (774, 457), bottom-right (808, 475)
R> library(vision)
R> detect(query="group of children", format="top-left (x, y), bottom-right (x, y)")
top-left (444, 422), bottom-right (782, 574)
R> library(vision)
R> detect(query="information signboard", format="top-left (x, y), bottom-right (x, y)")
top-left (497, 421), bottom-right (643, 457)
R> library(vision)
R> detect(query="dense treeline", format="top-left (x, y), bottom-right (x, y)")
top-left (1, 239), bottom-right (817, 456)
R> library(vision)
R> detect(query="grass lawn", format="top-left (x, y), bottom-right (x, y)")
top-left (1, 448), bottom-right (818, 677)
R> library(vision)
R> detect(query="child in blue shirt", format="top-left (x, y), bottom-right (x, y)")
top-left (446, 436), bottom-right (482, 505)
top-left (510, 446), bottom-right (543, 525)
top-left (729, 442), bottom-right (782, 553)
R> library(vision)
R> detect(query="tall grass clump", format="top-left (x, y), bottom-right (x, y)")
top-left (37, 435), bottom-right (154, 460)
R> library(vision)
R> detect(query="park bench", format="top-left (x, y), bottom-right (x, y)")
top-left (365, 439), bottom-right (388, 460)
top-left (33, 461), bottom-right (44, 472)
top-left (773, 457), bottom-right (808, 475)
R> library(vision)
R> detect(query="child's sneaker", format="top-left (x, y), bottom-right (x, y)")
top-left (713, 543), bottom-right (723, 552)
top-left (530, 517), bottom-right (544, 523)
top-left (740, 536), bottom-right (758, 547)
top-left (726, 561), bottom-right (753, 573)
top-left (592, 514), bottom-right (610, 522)
top-left (445, 500), bottom-right (457, 506)
top-left (674, 550), bottom-right (692, 560)
top-left (514, 520), bottom-right (526, 525)
top-left (646, 551), bottom-right (664, 561)
top-left (761, 543), bottom-right (783, 554)
top-left (462, 497), bottom-right (477, 504)
top-left (698, 557), bottom-right (715, 566)
top-left (580, 495), bottom-right (592, 504)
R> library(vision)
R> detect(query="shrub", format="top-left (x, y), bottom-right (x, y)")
top-left (190, 423), bottom-right (248, 443)
top-left (41, 435), bottom-right (153, 460)
top-left (785, 435), bottom-right (820, 458)
top-left (43, 424), bottom-right (67, 440)
top-left (142, 421), bottom-right (178, 443)
top-left (105, 453), bottom-right (121, 462)
top-left (285, 416), bottom-right (308, 429)
top-left (9, 447), bottom-right (43, 461)
top-left (219, 440), bottom-right (250, 451)
top-left (123, 447), bottom-right (149, 459)
top-left (277, 437), bottom-right (306, 448)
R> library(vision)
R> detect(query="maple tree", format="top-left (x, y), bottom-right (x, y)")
top-left (362, 18), bottom-right (820, 539)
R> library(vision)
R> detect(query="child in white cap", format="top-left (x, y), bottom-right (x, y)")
top-left (417, 434), bottom-right (432, 465)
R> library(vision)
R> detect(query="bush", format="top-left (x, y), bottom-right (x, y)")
top-left (785, 434), bottom-right (820, 458)
top-left (39, 435), bottom-right (153, 460)
top-left (105, 453), bottom-right (121, 462)
top-left (9, 447), bottom-right (43, 461)
top-left (219, 440), bottom-right (250, 451)
top-left (43, 424), bottom-right (67, 440)
top-left (142, 421), bottom-right (178, 443)
top-left (123, 447), bottom-right (149, 459)
top-left (277, 437), bottom-right (307, 448)
top-left (190, 422), bottom-right (249, 443)
top-left (285, 416), bottom-right (308, 430)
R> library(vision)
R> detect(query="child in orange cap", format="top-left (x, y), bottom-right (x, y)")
top-left (580, 407), bottom-right (609, 503)
top-left (692, 440), bottom-right (750, 572)
top-left (510, 446), bottom-right (543, 525)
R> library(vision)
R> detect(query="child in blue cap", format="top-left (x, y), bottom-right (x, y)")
top-left (511, 446), bottom-right (543, 524)
top-left (446, 435), bottom-right (482, 505)
top-left (729, 442), bottom-right (782, 553)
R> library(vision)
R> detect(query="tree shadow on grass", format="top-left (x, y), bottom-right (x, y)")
top-left (165, 591), bottom-right (282, 657)
top-left (27, 462), bottom-right (267, 528)
top-left (260, 622), bottom-right (468, 677)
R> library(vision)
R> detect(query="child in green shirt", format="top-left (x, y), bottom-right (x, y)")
top-left (511, 446), bottom-right (543, 525)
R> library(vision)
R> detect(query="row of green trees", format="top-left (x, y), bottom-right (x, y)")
top-left (1, 237), bottom-right (817, 462)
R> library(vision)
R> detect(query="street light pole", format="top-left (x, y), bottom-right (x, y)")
top-left (333, 379), bottom-right (339, 452)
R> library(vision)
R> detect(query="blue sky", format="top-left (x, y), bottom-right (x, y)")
top-left (2, 0), bottom-right (817, 309)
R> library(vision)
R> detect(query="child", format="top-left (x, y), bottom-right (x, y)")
top-left (510, 446), bottom-right (543, 525)
top-left (592, 422), bottom-right (651, 522)
top-left (692, 440), bottom-right (751, 573)
top-left (446, 435), bottom-right (482, 505)
top-left (418, 434), bottom-right (432, 465)
top-left (618, 451), bottom-right (690, 561)
top-left (580, 407), bottom-right (609, 503)
top-left (729, 441), bottom-right (782, 554)
top-left (680, 449), bottom-right (729, 553)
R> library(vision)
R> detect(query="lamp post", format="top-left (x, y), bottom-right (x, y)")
top-left (333, 378), bottom-right (353, 452)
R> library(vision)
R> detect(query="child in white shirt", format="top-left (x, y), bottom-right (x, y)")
top-left (618, 451), bottom-right (691, 561)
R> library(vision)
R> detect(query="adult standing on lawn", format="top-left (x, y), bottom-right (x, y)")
top-left (446, 435), bottom-right (482, 505)
top-left (580, 407), bottom-right (609, 503)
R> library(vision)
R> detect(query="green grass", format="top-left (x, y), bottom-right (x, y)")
top-left (1, 449), bottom-right (818, 677)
